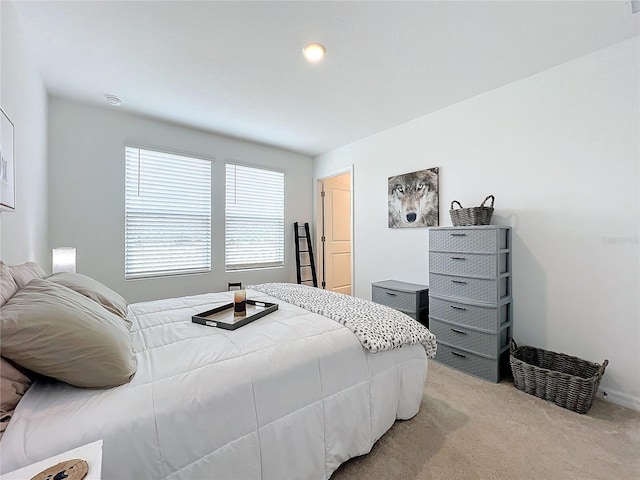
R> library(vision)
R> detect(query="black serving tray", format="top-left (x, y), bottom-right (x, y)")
top-left (192, 299), bottom-right (278, 330)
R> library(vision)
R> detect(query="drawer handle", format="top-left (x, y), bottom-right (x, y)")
top-left (451, 280), bottom-right (468, 285)
top-left (451, 256), bottom-right (467, 260)
top-left (385, 291), bottom-right (397, 296)
top-left (450, 233), bottom-right (467, 237)
top-left (451, 351), bottom-right (467, 358)
top-left (451, 328), bottom-right (467, 335)
top-left (450, 305), bottom-right (467, 311)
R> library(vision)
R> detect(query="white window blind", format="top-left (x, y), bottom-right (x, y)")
top-left (125, 147), bottom-right (211, 279)
top-left (225, 162), bottom-right (284, 271)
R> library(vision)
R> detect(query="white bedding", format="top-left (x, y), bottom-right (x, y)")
top-left (0, 289), bottom-right (428, 479)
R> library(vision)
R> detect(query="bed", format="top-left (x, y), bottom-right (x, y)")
top-left (0, 267), bottom-right (436, 480)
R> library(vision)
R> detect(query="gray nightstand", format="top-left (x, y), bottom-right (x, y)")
top-left (371, 280), bottom-right (429, 326)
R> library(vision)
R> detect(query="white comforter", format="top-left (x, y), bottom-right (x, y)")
top-left (0, 289), bottom-right (428, 479)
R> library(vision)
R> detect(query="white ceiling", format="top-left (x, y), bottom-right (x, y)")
top-left (12, 1), bottom-right (640, 156)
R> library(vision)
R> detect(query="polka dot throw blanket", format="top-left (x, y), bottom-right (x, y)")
top-left (248, 283), bottom-right (437, 358)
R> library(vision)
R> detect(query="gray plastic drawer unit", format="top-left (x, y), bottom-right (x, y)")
top-left (371, 280), bottom-right (429, 326)
top-left (429, 273), bottom-right (509, 304)
top-left (429, 227), bottom-right (509, 253)
top-left (428, 226), bottom-right (512, 382)
top-left (430, 317), bottom-right (511, 358)
top-left (429, 297), bottom-right (510, 332)
top-left (435, 343), bottom-right (506, 384)
top-left (429, 251), bottom-right (509, 278)
top-left (372, 287), bottom-right (416, 312)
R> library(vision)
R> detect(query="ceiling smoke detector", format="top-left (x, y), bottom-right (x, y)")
top-left (105, 94), bottom-right (122, 107)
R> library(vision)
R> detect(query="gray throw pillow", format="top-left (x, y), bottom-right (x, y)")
top-left (0, 357), bottom-right (32, 439)
top-left (0, 279), bottom-right (137, 388)
top-left (47, 272), bottom-right (131, 329)
top-left (0, 262), bottom-right (19, 307)
top-left (8, 262), bottom-right (47, 289)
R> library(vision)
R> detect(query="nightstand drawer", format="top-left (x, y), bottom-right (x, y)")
top-left (429, 297), bottom-right (509, 331)
top-left (430, 318), bottom-right (509, 358)
top-left (372, 286), bottom-right (416, 313)
top-left (430, 228), bottom-right (508, 253)
top-left (434, 343), bottom-right (502, 382)
top-left (429, 251), bottom-right (508, 278)
top-left (429, 273), bottom-right (509, 303)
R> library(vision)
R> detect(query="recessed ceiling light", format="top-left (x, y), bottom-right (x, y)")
top-left (303, 43), bottom-right (326, 63)
top-left (105, 94), bottom-right (122, 107)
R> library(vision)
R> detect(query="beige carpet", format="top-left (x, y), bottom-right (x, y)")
top-left (331, 360), bottom-right (640, 480)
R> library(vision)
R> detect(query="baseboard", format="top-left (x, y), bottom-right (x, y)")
top-left (597, 388), bottom-right (640, 412)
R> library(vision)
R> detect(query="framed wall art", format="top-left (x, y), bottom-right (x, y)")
top-left (388, 167), bottom-right (439, 228)
top-left (0, 107), bottom-right (15, 210)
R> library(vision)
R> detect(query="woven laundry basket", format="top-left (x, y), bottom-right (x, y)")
top-left (509, 340), bottom-right (608, 414)
top-left (449, 195), bottom-right (494, 226)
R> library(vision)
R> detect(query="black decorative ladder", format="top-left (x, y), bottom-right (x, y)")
top-left (294, 222), bottom-right (318, 287)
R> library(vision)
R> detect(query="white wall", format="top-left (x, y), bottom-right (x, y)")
top-left (0, 1), bottom-right (48, 265)
top-left (48, 98), bottom-right (313, 303)
top-left (314, 38), bottom-right (640, 408)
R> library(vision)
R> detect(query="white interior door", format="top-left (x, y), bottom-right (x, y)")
top-left (318, 173), bottom-right (351, 295)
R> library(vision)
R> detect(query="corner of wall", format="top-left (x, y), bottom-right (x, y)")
top-left (0, 0), bottom-right (49, 265)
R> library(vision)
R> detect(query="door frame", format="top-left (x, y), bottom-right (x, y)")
top-left (316, 165), bottom-right (354, 294)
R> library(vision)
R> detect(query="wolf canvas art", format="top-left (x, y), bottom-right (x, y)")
top-left (388, 167), bottom-right (439, 228)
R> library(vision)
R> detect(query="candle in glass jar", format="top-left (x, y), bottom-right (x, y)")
top-left (233, 290), bottom-right (246, 316)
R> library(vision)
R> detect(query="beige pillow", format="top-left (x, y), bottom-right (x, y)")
top-left (0, 262), bottom-right (19, 307)
top-left (47, 272), bottom-right (131, 329)
top-left (0, 357), bottom-right (32, 439)
top-left (0, 279), bottom-right (137, 388)
top-left (9, 262), bottom-right (47, 289)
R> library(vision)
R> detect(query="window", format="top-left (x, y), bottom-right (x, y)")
top-left (225, 162), bottom-right (285, 271)
top-left (125, 146), bottom-right (211, 279)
